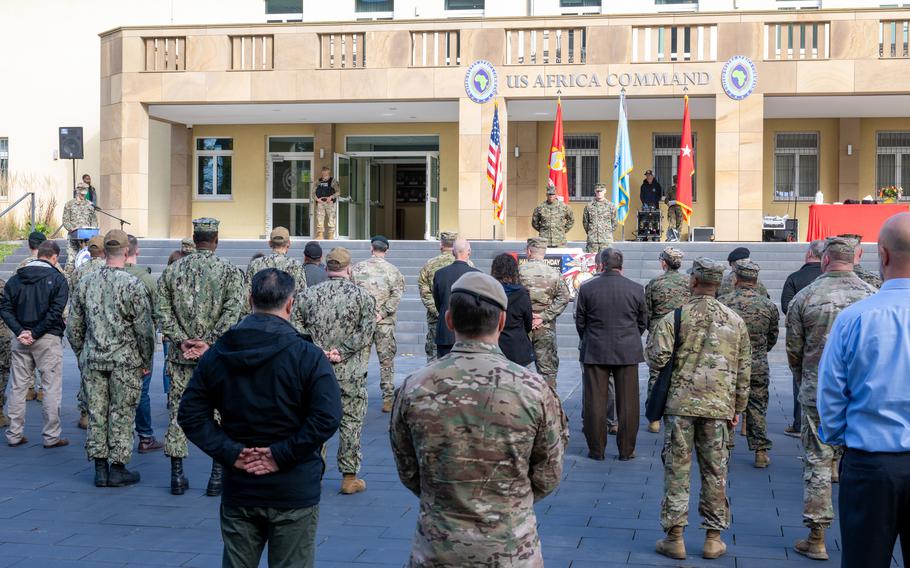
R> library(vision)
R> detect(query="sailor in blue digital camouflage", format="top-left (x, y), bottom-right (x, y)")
top-left (417, 232), bottom-right (459, 362)
top-left (644, 247), bottom-right (690, 433)
top-left (719, 259), bottom-right (780, 468)
top-left (837, 233), bottom-right (883, 289)
top-left (71, 235), bottom-right (106, 430)
top-left (785, 236), bottom-right (876, 560)
top-left (242, 226), bottom-right (307, 317)
top-left (67, 230), bottom-right (155, 488)
top-left (293, 247), bottom-right (376, 495)
top-left (61, 186), bottom-right (98, 274)
top-left (519, 237), bottom-right (571, 388)
top-left (156, 217), bottom-right (245, 496)
top-left (352, 236), bottom-right (405, 413)
top-left (390, 272), bottom-right (567, 567)
top-left (582, 183), bottom-right (618, 253)
top-left (646, 257), bottom-right (751, 561)
top-left (531, 183), bottom-right (575, 247)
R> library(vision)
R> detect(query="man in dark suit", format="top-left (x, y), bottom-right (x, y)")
top-left (432, 239), bottom-right (479, 358)
top-left (575, 248), bottom-right (648, 460)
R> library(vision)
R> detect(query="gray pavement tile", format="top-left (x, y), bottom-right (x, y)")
top-left (83, 547), bottom-right (196, 565)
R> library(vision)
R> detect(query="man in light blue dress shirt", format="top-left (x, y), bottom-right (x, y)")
top-left (818, 212), bottom-right (910, 568)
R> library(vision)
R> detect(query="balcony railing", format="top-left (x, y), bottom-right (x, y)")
top-left (880, 20), bottom-right (910, 58)
top-left (319, 32), bottom-right (366, 68)
top-left (144, 37), bottom-right (185, 71)
top-left (505, 28), bottom-right (586, 65)
top-left (632, 25), bottom-right (717, 63)
top-left (231, 35), bottom-right (274, 70)
top-left (764, 22), bottom-right (829, 60)
top-left (411, 31), bottom-right (461, 67)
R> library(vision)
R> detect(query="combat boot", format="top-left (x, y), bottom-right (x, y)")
top-left (78, 411), bottom-right (88, 430)
top-left (36, 390), bottom-right (44, 402)
top-left (831, 457), bottom-right (840, 483)
top-left (340, 474), bottom-right (366, 495)
top-left (170, 457), bottom-right (189, 495)
top-left (382, 400), bottom-right (393, 413)
top-left (25, 387), bottom-right (37, 401)
top-left (205, 461), bottom-right (224, 497)
top-left (94, 458), bottom-right (109, 487)
top-left (655, 525), bottom-right (686, 560)
top-left (754, 450), bottom-right (771, 468)
top-left (648, 421), bottom-right (660, 433)
top-left (108, 464), bottom-right (140, 487)
top-left (703, 529), bottom-right (727, 559)
top-left (794, 527), bottom-right (829, 561)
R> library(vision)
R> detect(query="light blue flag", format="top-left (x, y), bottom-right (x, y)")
top-left (612, 92), bottom-right (633, 224)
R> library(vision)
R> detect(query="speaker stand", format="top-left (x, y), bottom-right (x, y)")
top-left (71, 159), bottom-right (77, 196)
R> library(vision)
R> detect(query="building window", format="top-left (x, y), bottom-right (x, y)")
top-left (652, 134), bottom-right (697, 201)
top-left (195, 138), bottom-right (233, 199)
top-left (561, 0), bottom-right (600, 6)
top-left (446, 0), bottom-right (484, 9)
top-left (876, 131), bottom-right (910, 198)
top-left (345, 135), bottom-right (439, 152)
top-left (0, 138), bottom-right (7, 180)
top-left (265, 0), bottom-right (301, 14)
top-left (774, 132), bottom-right (818, 200)
top-left (356, 0), bottom-right (393, 14)
top-left (565, 135), bottom-right (599, 201)
top-left (654, 0), bottom-right (698, 4)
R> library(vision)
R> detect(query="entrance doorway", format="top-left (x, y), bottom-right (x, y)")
top-left (267, 153), bottom-right (313, 237)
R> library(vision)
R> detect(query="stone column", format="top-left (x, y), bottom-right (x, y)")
top-left (506, 120), bottom-right (540, 240)
top-left (714, 94), bottom-right (764, 241)
top-left (169, 125), bottom-right (192, 238)
top-left (313, 124), bottom-right (335, 171)
top-left (457, 97), bottom-right (497, 239)
top-left (100, 101), bottom-right (150, 236)
top-left (838, 118), bottom-right (861, 202)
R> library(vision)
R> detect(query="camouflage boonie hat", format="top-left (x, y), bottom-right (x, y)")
top-left (269, 226), bottom-right (290, 245)
top-left (87, 235), bottom-right (105, 253)
top-left (824, 236), bottom-right (856, 256)
top-left (325, 247), bottom-right (352, 271)
top-left (440, 232), bottom-right (457, 247)
top-left (192, 217), bottom-right (220, 233)
top-left (451, 272), bottom-right (508, 311)
top-left (732, 258), bottom-right (760, 280)
top-left (104, 229), bottom-right (129, 252)
top-left (689, 257), bottom-right (725, 283)
top-left (660, 247), bottom-right (684, 263)
top-left (180, 237), bottom-right (195, 253)
top-left (527, 237), bottom-right (548, 250)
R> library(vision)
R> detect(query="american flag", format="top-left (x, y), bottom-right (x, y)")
top-left (488, 102), bottom-right (505, 224)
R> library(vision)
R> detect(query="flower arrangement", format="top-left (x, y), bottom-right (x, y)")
top-left (878, 185), bottom-right (904, 201)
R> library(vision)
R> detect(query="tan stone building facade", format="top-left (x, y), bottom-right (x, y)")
top-left (100, 9), bottom-right (910, 241)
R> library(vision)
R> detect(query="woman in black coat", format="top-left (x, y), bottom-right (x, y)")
top-left (490, 253), bottom-right (535, 367)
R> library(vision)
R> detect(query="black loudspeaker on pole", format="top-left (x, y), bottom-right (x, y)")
top-left (59, 127), bottom-right (84, 196)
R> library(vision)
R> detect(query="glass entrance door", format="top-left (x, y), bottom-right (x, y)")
top-left (334, 153), bottom-right (369, 239)
top-left (425, 153), bottom-right (440, 240)
top-left (268, 154), bottom-right (312, 237)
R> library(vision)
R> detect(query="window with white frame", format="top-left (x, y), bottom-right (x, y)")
top-left (446, 0), bottom-right (484, 9)
top-left (265, 0), bottom-right (302, 21)
top-left (876, 131), bottom-right (910, 198)
top-left (774, 132), bottom-right (818, 200)
top-left (356, 0), bottom-right (393, 16)
top-left (652, 133), bottom-right (697, 201)
top-left (0, 138), bottom-right (7, 179)
top-left (195, 138), bottom-right (233, 199)
top-left (566, 135), bottom-right (600, 201)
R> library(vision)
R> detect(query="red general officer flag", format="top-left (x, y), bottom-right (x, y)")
top-left (547, 99), bottom-right (570, 203)
top-left (676, 95), bottom-right (694, 223)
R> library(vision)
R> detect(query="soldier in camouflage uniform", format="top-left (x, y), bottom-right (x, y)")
top-left (157, 218), bottom-right (245, 496)
top-left (61, 187), bottom-right (98, 274)
top-left (519, 237), bottom-right (571, 388)
top-left (643, 247), bottom-right (690, 433)
top-left (717, 247), bottom-right (769, 298)
top-left (664, 175), bottom-right (684, 240)
top-left (719, 260), bottom-right (780, 468)
top-left (785, 237), bottom-right (876, 560)
top-left (70, 235), bottom-right (107, 429)
top-left (180, 237), bottom-right (195, 254)
top-left (582, 183), bottom-right (617, 253)
top-left (531, 184), bottom-right (575, 247)
top-left (352, 236), bottom-right (405, 413)
top-left (837, 233), bottom-right (883, 289)
top-left (646, 257), bottom-right (751, 561)
top-left (293, 247), bottom-right (376, 495)
top-left (417, 232), bottom-right (458, 362)
top-left (243, 227), bottom-right (307, 317)
top-left (390, 272), bottom-right (567, 567)
top-left (68, 230), bottom-right (155, 488)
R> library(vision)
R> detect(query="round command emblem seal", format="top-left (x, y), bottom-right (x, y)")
top-left (465, 60), bottom-right (498, 104)
top-left (721, 56), bottom-right (757, 101)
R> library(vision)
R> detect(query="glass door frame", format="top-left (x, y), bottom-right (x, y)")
top-left (265, 150), bottom-right (314, 238)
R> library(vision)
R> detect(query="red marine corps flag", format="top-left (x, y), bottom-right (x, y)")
top-left (676, 94), bottom-right (695, 222)
top-left (547, 98), bottom-right (570, 203)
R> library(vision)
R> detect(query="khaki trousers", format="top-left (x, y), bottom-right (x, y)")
top-left (6, 334), bottom-right (63, 446)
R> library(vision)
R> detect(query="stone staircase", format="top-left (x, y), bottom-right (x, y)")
top-left (0, 239), bottom-right (880, 360)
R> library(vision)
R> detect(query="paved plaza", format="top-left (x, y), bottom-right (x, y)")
top-left (0, 342), bottom-right (903, 568)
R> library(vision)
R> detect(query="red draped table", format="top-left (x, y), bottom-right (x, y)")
top-left (806, 204), bottom-right (908, 241)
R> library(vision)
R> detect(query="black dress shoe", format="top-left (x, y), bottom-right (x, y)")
top-left (587, 452), bottom-right (606, 461)
top-left (618, 453), bottom-right (636, 461)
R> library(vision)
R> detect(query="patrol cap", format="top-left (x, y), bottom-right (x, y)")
top-left (269, 226), bottom-right (290, 246)
top-left (824, 236), bottom-right (856, 257)
top-left (304, 241), bottom-right (323, 259)
top-left (87, 235), bottom-right (105, 253)
top-left (440, 231), bottom-right (457, 247)
top-left (546, 185), bottom-right (557, 195)
top-left (594, 183), bottom-right (607, 193)
top-left (325, 247), bottom-right (352, 271)
top-left (660, 246), bottom-right (684, 263)
top-left (192, 217), bottom-right (220, 233)
top-left (689, 257), bottom-right (725, 284)
top-left (451, 272), bottom-right (508, 312)
top-left (727, 246), bottom-right (751, 263)
top-left (104, 229), bottom-right (129, 252)
top-left (732, 258), bottom-right (760, 280)
top-left (180, 237), bottom-right (195, 253)
top-left (370, 235), bottom-right (389, 247)
top-left (527, 237), bottom-right (548, 250)
top-left (836, 233), bottom-right (862, 247)
top-left (28, 231), bottom-right (46, 249)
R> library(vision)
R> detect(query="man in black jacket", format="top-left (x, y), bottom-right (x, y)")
top-left (780, 239), bottom-right (824, 437)
top-left (433, 238), bottom-right (479, 358)
top-left (575, 248), bottom-right (648, 460)
top-left (178, 268), bottom-right (341, 568)
top-left (1, 240), bottom-right (69, 448)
